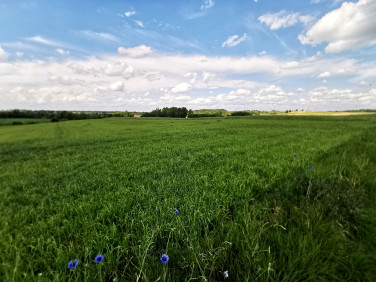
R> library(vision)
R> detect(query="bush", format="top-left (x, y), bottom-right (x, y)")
top-left (231, 111), bottom-right (252, 116)
top-left (12, 121), bottom-right (23, 125)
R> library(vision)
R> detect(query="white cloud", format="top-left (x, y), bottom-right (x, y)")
top-left (299, 0), bottom-right (376, 53)
top-left (16, 52), bottom-right (24, 58)
top-left (145, 73), bottom-right (160, 81)
top-left (55, 48), bottom-right (70, 55)
top-left (134, 20), bottom-right (144, 28)
top-left (202, 72), bottom-right (215, 83)
top-left (258, 50), bottom-right (267, 55)
top-left (184, 72), bottom-right (197, 84)
top-left (117, 45), bottom-right (153, 57)
top-left (258, 11), bottom-right (314, 30)
top-left (222, 33), bottom-right (247, 48)
top-left (81, 30), bottom-right (118, 42)
top-left (318, 71), bottom-right (331, 78)
top-left (171, 83), bottom-right (192, 93)
top-left (26, 36), bottom-right (60, 46)
top-left (201, 0), bottom-right (215, 10)
top-left (1, 45), bottom-right (375, 111)
top-left (311, 0), bottom-right (344, 4)
top-left (103, 62), bottom-right (134, 78)
top-left (124, 10), bottom-right (135, 17)
top-left (0, 46), bottom-right (8, 62)
top-left (110, 81), bottom-right (125, 91)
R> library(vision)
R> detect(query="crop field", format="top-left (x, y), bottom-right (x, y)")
top-left (1, 116), bottom-right (376, 281)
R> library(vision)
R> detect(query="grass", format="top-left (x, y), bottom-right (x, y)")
top-left (0, 116), bottom-right (375, 281)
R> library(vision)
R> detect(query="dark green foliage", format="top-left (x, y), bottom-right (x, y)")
top-left (11, 121), bottom-right (23, 125)
top-left (0, 109), bottom-right (108, 121)
top-left (142, 107), bottom-right (190, 118)
top-left (231, 111), bottom-right (253, 116)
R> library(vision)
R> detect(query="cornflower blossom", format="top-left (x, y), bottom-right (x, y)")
top-left (67, 259), bottom-right (78, 269)
top-left (160, 254), bottom-right (169, 263)
top-left (94, 254), bottom-right (104, 263)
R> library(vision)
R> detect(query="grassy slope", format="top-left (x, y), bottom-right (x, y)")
top-left (0, 117), bottom-right (375, 281)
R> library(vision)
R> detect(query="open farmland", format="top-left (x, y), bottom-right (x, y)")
top-left (1, 116), bottom-right (376, 281)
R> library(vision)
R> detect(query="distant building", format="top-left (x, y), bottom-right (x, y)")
top-left (134, 114), bottom-right (141, 118)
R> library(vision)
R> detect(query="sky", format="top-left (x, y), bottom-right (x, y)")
top-left (0, 0), bottom-right (375, 111)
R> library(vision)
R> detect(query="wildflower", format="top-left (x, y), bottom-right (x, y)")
top-left (174, 210), bottom-right (179, 214)
top-left (310, 165), bottom-right (314, 168)
top-left (160, 254), bottom-right (169, 264)
top-left (294, 154), bottom-right (298, 157)
top-left (67, 259), bottom-right (78, 269)
top-left (223, 270), bottom-right (229, 278)
top-left (94, 254), bottom-right (104, 263)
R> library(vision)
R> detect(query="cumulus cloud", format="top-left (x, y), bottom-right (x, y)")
top-left (299, 0), bottom-right (376, 53)
top-left (0, 46), bottom-right (8, 62)
top-left (222, 33), bottom-right (247, 47)
top-left (1, 45), bottom-right (375, 110)
top-left (124, 10), bottom-right (135, 17)
top-left (202, 72), bottom-right (215, 83)
top-left (110, 81), bottom-right (125, 91)
top-left (258, 10), bottom-right (314, 30)
top-left (117, 45), bottom-right (153, 57)
top-left (145, 73), bottom-right (160, 81)
top-left (201, 0), bottom-right (215, 10)
top-left (134, 20), bottom-right (144, 28)
top-left (318, 71), bottom-right (331, 78)
top-left (171, 82), bottom-right (192, 93)
top-left (103, 62), bottom-right (134, 78)
top-left (307, 86), bottom-right (376, 107)
top-left (55, 48), bottom-right (69, 55)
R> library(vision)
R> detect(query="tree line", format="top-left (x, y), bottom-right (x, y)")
top-left (0, 109), bottom-right (107, 121)
top-left (142, 107), bottom-right (192, 118)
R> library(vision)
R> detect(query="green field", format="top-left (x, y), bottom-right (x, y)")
top-left (1, 117), bottom-right (375, 281)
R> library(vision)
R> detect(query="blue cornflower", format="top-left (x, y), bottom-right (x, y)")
top-left (94, 254), bottom-right (104, 263)
top-left (174, 210), bottom-right (179, 214)
top-left (310, 165), bottom-right (314, 168)
top-left (67, 259), bottom-right (78, 269)
top-left (160, 254), bottom-right (169, 264)
top-left (294, 154), bottom-right (298, 157)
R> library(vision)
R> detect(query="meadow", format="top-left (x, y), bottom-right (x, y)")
top-left (0, 116), bottom-right (375, 281)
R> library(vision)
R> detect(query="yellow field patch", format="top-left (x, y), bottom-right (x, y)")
top-left (286, 111), bottom-right (375, 116)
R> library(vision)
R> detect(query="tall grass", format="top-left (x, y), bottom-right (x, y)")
top-left (0, 116), bottom-right (375, 281)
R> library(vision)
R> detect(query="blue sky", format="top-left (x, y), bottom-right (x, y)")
top-left (0, 0), bottom-right (375, 111)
